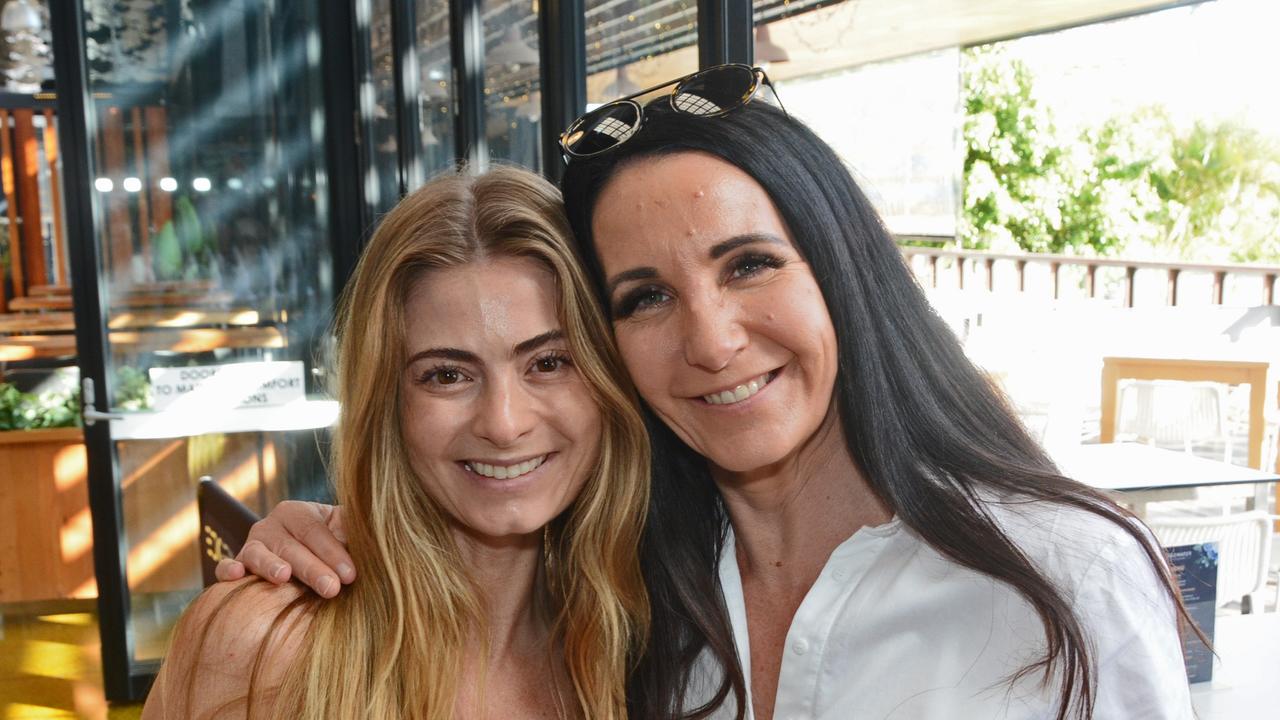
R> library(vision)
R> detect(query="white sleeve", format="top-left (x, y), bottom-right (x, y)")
top-left (1073, 527), bottom-right (1195, 720)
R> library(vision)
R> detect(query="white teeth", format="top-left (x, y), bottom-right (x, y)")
top-left (702, 372), bottom-right (773, 406)
top-left (466, 455), bottom-right (546, 479)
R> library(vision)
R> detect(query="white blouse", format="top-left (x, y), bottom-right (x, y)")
top-left (689, 501), bottom-right (1195, 720)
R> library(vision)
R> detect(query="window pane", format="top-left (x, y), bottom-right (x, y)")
top-left (483, 1), bottom-right (541, 171)
top-left (585, 0), bottom-right (698, 108)
top-left (417, 0), bottom-right (456, 175)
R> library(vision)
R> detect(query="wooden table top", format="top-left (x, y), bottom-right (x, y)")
top-left (0, 309), bottom-right (263, 335)
top-left (0, 327), bottom-right (285, 362)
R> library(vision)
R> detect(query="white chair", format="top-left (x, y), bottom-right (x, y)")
top-left (1148, 511), bottom-right (1279, 614)
top-left (1116, 379), bottom-right (1233, 463)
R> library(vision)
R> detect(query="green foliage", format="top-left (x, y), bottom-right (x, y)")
top-left (961, 45), bottom-right (1280, 263)
top-left (0, 366), bottom-right (153, 432)
top-left (0, 382), bottom-right (81, 430)
top-left (153, 196), bottom-right (220, 281)
top-left (961, 45), bottom-right (1124, 255)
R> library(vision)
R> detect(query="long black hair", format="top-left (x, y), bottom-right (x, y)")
top-left (561, 102), bottom-right (1194, 720)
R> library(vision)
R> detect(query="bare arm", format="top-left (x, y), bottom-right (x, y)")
top-left (142, 579), bottom-right (310, 719)
top-left (214, 501), bottom-right (355, 598)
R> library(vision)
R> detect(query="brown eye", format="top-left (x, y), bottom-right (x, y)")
top-left (532, 353), bottom-right (573, 375)
top-left (437, 368), bottom-right (462, 384)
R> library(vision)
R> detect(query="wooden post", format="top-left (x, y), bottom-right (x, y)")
top-left (1050, 262), bottom-right (1061, 300)
top-left (1265, 273), bottom-right (1276, 306)
top-left (1017, 259), bottom-right (1027, 292)
top-left (929, 255), bottom-right (938, 289)
top-left (0, 109), bottom-right (24, 299)
top-left (1166, 268), bottom-right (1180, 306)
top-left (101, 106), bottom-right (133, 276)
top-left (956, 256), bottom-right (965, 290)
top-left (42, 110), bottom-right (68, 286)
top-left (1124, 266), bottom-right (1137, 308)
top-left (984, 257), bottom-right (995, 292)
top-left (1086, 264), bottom-right (1098, 299)
top-left (144, 106), bottom-right (172, 232)
top-left (130, 107), bottom-right (151, 257)
top-left (1212, 271), bottom-right (1225, 305)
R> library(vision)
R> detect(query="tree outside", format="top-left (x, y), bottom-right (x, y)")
top-left (960, 44), bottom-right (1280, 264)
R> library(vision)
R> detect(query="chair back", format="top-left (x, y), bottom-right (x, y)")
top-left (1148, 511), bottom-right (1274, 607)
top-left (1117, 380), bottom-right (1230, 450)
top-left (196, 476), bottom-right (261, 587)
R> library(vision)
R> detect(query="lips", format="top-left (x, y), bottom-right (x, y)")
top-left (699, 369), bottom-right (778, 406)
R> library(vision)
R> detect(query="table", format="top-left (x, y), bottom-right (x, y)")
top-left (1100, 355), bottom-right (1280, 523)
top-left (1053, 443), bottom-right (1280, 514)
top-left (1189, 612), bottom-right (1280, 719)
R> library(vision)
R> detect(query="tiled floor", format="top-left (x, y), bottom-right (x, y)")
top-left (0, 605), bottom-right (143, 720)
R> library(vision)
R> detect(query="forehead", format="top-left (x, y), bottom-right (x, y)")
top-left (404, 255), bottom-right (557, 346)
top-left (590, 151), bottom-right (789, 267)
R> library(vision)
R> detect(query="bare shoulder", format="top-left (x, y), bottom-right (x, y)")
top-left (143, 578), bottom-right (314, 720)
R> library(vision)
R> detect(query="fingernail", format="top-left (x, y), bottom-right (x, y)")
top-left (317, 576), bottom-right (336, 596)
top-left (270, 563), bottom-right (287, 580)
top-left (336, 563), bottom-right (354, 582)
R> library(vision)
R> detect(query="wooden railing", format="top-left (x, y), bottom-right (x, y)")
top-left (899, 245), bottom-right (1280, 307)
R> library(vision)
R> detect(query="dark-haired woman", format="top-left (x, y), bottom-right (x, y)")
top-left (222, 68), bottom-right (1195, 720)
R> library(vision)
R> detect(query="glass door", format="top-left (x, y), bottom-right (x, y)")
top-left (56, 0), bottom-right (337, 700)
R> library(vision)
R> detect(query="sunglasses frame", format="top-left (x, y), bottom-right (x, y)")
top-left (559, 63), bottom-right (786, 160)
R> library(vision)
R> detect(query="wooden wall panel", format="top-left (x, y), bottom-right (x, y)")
top-left (0, 429), bottom-right (93, 603)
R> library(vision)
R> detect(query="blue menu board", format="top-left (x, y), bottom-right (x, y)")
top-left (1165, 542), bottom-right (1217, 683)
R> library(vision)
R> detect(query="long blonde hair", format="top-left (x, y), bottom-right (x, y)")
top-left (273, 166), bottom-right (650, 718)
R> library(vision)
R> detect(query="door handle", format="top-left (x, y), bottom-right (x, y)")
top-left (81, 377), bottom-right (126, 427)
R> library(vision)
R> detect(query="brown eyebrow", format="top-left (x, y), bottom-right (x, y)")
top-left (605, 267), bottom-right (659, 298)
top-left (709, 233), bottom-right (787, 259)
top-left (406, 329), bottom-right (565, 368)
top-left (606, 234), bottom-right (788, 297)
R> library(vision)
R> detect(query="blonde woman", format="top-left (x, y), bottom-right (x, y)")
top-left (141, 166), bottom-right (649, 719)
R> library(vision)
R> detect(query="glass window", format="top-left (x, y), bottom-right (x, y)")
top-left (356, 0), bottom-right (400, 216)
top-left (483, 1), bottom-right (541, 171)
top-left (585, 0), bottom-right (698, 109)
top-left (79, 0), bottom-right (335, 664)
top-left (416, 0), bottom-right (456, 176)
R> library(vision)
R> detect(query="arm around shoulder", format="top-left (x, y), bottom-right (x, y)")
top-left (142, 578), bottom-right (313, 720)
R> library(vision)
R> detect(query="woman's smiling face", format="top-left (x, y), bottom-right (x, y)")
top-left (400, 255), bottom-right (601, 541)
top-left (590, 151), bottom-right (839, 474)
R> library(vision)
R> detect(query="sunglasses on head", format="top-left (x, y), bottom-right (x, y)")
top-left (558, 63), bottom-right (786, 161)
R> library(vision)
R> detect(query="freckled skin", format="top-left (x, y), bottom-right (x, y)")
top-left (591, 152), bottom-right (841, 476)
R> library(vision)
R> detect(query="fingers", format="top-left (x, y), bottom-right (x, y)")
top-left (214, 558), bottom-right (245, 582)
top-left (306, 510), bottom-right (357, 585)
top-left (272, 537), bottom-right (344, 598)
top-left (236, 539), bottom-right (293, 584)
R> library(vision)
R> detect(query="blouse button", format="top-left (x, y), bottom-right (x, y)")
top-left (792, 639), bottom-right (809, 656)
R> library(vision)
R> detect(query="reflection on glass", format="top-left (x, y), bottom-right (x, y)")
top-left (358, 0), bottom-right (400, 216)
top-left (584, 0), bottom-right (697, 108)
top-left (416, 0), bottom-right (455, 175)
top-left (80, 0), bottom-right (334, 664)
top-left (483, 2), bottom-right (540, 170)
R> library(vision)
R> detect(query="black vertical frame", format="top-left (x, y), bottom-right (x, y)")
top-left (450, 0), bottom-right (486, 169)
top-left (49, 0), bottom-right (152, 702)
top-left (320, 0), bottom-right (368, 291)
top-left (390, 0), bottom-right (424, 194)
top-left (698, 0), bottom-right (753, 68)
top-left (537, 0), bottom-right (585, 183)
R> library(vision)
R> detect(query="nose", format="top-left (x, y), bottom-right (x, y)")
top-left (681, 291), bottom-right (748, 372)
top-left (471, 373), bottom-right (538, 448)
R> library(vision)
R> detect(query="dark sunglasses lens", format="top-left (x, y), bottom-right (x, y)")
top-left (673, 65), bottom-right (757, 116)
top-left (563, 102), bottom-right (641, 156)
